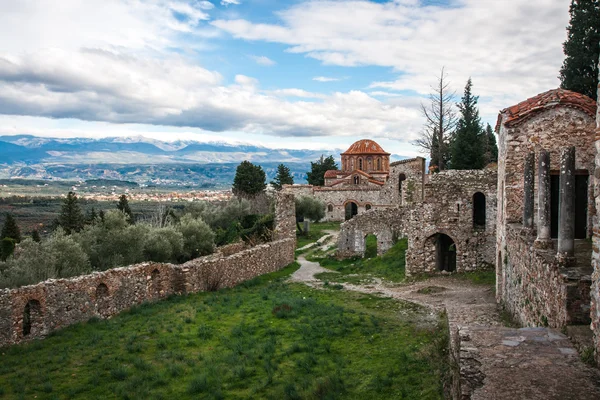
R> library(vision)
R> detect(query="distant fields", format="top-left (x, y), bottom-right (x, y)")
top-left (0, 263), bottom-right (448, 400)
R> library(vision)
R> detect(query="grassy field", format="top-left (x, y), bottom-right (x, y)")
top-left (312, 238), bottom-right (408, 285)
top-left (0, 263), bottom-right (448, 400)
top-left (295, 222), bottom-right (340, 250)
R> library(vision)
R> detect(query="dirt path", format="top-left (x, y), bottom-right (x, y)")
top-left (292, 256), bottom-right (600, 400)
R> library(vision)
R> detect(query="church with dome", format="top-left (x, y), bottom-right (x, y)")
top-left (323, 139), bottom-right (391, 188)
top-left (284, 138), bottom-right (426, 222)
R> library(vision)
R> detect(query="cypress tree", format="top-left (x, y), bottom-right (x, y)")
top-left (559, 0), bottom-right (600, 101)
top-left (270, 164), bottom-right (294, 190)
top-left (117, 195), bottom-right (133, 223)
top-left (307, 155), bottom-right (338, 186)
top-left (450, 78), bottom-right (485, 170)
top-left (483, 124), bottom-right (499, 165)
top-left (1, 213), bottom-right (21, 242)
top-left (58, 191), bottom-right (85, 234)
top-left (31, 229), bottom-right (41, 243)
top-left (232, 161), bottom-right (267, 198)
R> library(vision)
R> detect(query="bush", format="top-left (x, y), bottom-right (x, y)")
top-left (177, 214), bottom-right (215, 259)
top-left (143, 226), bottom-right (184, 263)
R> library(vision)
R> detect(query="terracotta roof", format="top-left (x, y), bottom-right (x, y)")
top-left (495, 88), bottom-right (596, 131)
top-left (324, 170), bottom-right (344, 178)
top-left (341, 139), bottom-right (391, 156)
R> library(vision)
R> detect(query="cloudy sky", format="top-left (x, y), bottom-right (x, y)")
top-left (0, 0), bottom-right (570, 156)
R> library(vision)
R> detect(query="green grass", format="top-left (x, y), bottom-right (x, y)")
top-left (295, 221), bottom-right (340, 250)
top-left (313, 238), bottom-right (408, 284)
top-left (0, 261), bottom-right (447, 400)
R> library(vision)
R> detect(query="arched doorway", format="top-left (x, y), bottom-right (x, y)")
top-left (429, 233), bottom-right (456, 272)
top-left (473, 192), bottom-right (486, 229)
top-left (345, 202), bottom-right (358, 220)
top-left (364, 234), bottom-right (377, 258)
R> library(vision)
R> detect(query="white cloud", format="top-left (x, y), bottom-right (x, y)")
top-left (197, 1), bottom-right (215, 10)
top-left (213, 0), bottom-right (571, 121)
top-left (221, 0), bottom-right (240, 5)
top-left (313, 76), bottom-right (340, 82)
top-left (250, 55), bottom-right (276, 66)
top-left (0, 48), bottom-right (422, 140)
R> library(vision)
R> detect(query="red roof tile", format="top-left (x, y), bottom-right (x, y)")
top-left (341, 139), bottom-right (390, 156)
top-left (324, 170), bottom-right (343, 178)
top-left (496, 88), bottom-right (596, 131)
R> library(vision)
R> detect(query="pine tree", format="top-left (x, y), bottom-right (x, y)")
top-left (31, 229), bottom-right (41, 243)
top-left (58, 191), bottom-right (85, 235)
top-left (270, 164), bottom-right (294, 190)
top-left (1, 213), bottom-right (21, 242)
top-left (483, 124), bottom-right (499, 165)
top-left (450, 78), bottom-right (485, 170)
top-left (232, 161), bottom-right (267, 198)
top-left (307, 155), bottom-right (338, 186)
top-left (117, 195), bottom-right (133, 223)
top-left (559, 0), bottom-right (600, 101)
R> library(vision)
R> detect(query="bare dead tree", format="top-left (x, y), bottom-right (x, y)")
top-left (414, 67), bottom-right (457, 171)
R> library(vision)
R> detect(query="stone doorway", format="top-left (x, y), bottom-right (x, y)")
top-left (23, 299), bottom-right (42, 337)
top-left (345, 202), bottom-right (358, 220)
top-left (433, 233), bottom-right (456, 272)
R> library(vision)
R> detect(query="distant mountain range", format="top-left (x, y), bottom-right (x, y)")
top-left (0, 135), bottom-right (408, 188)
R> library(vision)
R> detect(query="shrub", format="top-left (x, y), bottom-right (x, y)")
top-left (177, 214), bottom-right (215, 259)
top-left (143, 226), bottom-right (184, 263)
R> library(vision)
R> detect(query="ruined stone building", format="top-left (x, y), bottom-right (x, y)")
top-left (333, 84), bottom-right (600, 365)
top-left (495, 89), bottom-right (597, 329)
top-left (285, 139), bottom-right (427, 221)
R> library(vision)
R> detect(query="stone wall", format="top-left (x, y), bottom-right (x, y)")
top-left (592, 57), bottom-right (600, 364)
top-left (337, 169), bottom-right (497, 276)
top-left (502, 224), bottom-right (592, 328)
top-left (0, 193), bottom-right (296, 347)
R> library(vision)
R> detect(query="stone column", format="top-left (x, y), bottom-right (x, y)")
top-left (557, 146), bottom-right (576, 263)
top-left (523, 152), bottom-right (535, 228)
top-left (535, 149), bottom-right (552, 248)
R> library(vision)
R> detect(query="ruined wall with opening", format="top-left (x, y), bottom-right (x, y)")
top-left (592, 61), bottom-right (600, 364)
top-left (0, 193), bottom-right (296, 347)
top-left (496, 92), bottom-right (597, 331)
top-left (337, 169), bottom-right (497, 276)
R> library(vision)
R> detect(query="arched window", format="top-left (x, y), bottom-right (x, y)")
top-left (365, 204), bottom-right (372, 210)
top-left (353, 176), bottom-right (360, 185)
top-left (376, 158), bottom-right (381, 171)
top-left (327, 204), bottom-right (334, 212)
top-left (398, 173), bottom-right (407, 205)
top-left (358, 158), bottom-right (363, 171)
top-left (23, 299), bottom-right (42, 336)
top-left (473, 192), bottom-right (486, 229)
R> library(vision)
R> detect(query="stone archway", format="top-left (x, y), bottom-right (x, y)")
top-left (426, 233), bottom-right (457, 272)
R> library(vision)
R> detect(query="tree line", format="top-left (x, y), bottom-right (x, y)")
top-left (0, 192), bottom-right (275, 289)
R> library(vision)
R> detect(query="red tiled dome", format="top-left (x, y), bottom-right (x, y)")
top-left (496, 88), bottom-right (596, 131)
top-left (341, 139), bottom-right (390, 155)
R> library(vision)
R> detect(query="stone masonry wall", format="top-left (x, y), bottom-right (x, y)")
top-left (592, 57), bottom-right (600, 364)
top-left (503, 224), bottom-right (592, 328)
top-left (337, 169), bottom-right (497, 276)
top-left (496, 107), bottom-right (596, 299)
top-left (0, 193), bottom-right (296, 347)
